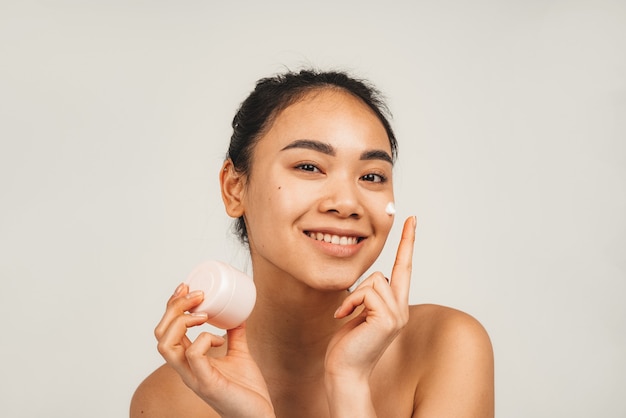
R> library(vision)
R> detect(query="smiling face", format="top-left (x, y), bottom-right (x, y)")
top-left (224, 88), bottom-right (395, 291)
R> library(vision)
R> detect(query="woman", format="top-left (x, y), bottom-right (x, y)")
top-left (131, 70), bottom-right (494, 417)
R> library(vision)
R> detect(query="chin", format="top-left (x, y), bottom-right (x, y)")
top-left (303, 264), bottom-right (368, 291)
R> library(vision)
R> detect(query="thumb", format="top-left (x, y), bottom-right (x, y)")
top-left (226, 322), bottom-right (250, 355)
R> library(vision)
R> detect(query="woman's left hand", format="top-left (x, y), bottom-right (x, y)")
top-left (325, 216), bottom-right (417, 382)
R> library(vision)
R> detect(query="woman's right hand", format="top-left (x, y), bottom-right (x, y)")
top-left (154, 283), bottom-right (275, 418)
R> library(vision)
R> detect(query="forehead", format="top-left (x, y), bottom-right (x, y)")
top-left (257, 88), bottom-right (392, 154)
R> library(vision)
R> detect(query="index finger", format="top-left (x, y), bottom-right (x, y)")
top-left (390, 216), bottom-right (417, 303)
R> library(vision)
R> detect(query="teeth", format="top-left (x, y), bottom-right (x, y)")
top-left (307, 232), bottom-right (359, 246)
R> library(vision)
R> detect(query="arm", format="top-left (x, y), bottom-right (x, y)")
top-left (325, 216), bottom-right (417, 417)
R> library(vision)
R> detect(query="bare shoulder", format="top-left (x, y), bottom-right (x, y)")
top-left (405, 304), bottom-right (494, 418)
top-left (130, 364), bottom-right (217, 418)
top-left (407, 304), bottom-right (492, 349)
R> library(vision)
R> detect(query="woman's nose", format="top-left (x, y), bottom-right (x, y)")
top-left (318, 178), bottom-right (364, 218)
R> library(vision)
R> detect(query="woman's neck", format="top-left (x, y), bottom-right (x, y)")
top-left (243, 266), bottom-right (356, 380)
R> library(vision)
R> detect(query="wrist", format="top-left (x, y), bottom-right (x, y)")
top-left (325, 375), bottom-right (376, 417)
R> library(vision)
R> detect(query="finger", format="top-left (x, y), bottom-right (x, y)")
top-left (166, 282), bottom-right (187, 304)
top-left (346, 273), bottom-right (408, 324)
top-left (187, 332), bottom-right (226, 363)
top-left (185, 332), bottom-right (226, 381)
top-left (350, 273), bottom-right (396, 310)
top-left (155, 289), bottom-right (205, 340)
top-left (334, 278), bottom-right (393, 320)
top-left (225, 322), bottom-right (250, 356)
top-left (390, 216), bottom-right (417, 303)
top-left (157, 312), bottom-right (209, 372)
top-left (155, 284), bottom-right (192, 340)
top-left (352, 271), bottom-right (389, 291)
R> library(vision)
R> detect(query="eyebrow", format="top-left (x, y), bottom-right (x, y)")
top-left (280, 139), bottom-right (393, 165)
top-left (360, 149), bottom-right (394, 165)
top-left (281, 139), bottom-right (335, 155)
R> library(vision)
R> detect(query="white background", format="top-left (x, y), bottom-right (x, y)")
top-left (1, 1), bottom-right (624, 417)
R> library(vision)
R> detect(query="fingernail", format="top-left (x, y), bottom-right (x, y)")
top-left (333, 306), bottom-right (342, 318)
top-left (173, 283), bottom-right (185, 296)
top-left (186, 290), bottom-right (203, 299)
top-left (190, 312), bottom-right (208, 318)
top-left (412, 216), bottom-right (417, 229)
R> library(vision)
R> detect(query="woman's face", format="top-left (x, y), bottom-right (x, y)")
top-left (241, 88), bottom-right (395, 290)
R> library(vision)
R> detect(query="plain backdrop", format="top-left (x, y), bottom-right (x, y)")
top-left (1, 1), bottom-right (624, 417)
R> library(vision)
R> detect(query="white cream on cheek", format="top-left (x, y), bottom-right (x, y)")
top-left (385, 201), bottom-right (396, 215)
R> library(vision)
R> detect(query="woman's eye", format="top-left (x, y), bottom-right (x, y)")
top-left (296, 163), bottom-right (321, 173)
top-left (361, 173), bottom-right (386, 183)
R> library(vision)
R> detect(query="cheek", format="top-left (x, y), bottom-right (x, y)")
top-left (368, 193), bottom-right (395, 222)
top-left (366, 195), bottom-right (396, 253)
top-left (245, 180), bottom-right (308, 230)
top-left (271, 182), bottom-right (317, 215)
top-left (378, 211), bottom-right (395, 242)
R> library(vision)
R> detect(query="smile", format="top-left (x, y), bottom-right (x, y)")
top-left (305, 231), bottom-right (363, 246)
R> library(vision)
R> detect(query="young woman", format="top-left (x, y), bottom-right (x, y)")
top-left (131, 70), bottom-right (494, 417)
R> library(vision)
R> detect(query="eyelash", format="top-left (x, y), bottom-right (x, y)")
top-left (361, 172), bottom-right (387, 183)
top-left (296, 163), bottom-right (321, 173)
top-left (295, 163), bottom-right (387, 183)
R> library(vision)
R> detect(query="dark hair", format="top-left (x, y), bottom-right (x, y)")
top-left (227, 69), bottom-right (397, 244)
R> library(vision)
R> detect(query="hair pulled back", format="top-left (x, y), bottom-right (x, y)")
top-left (227, 69), bottom-right (397, 244)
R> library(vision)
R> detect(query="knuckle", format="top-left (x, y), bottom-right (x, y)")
top-left (399, 314), bottom-right (409, 328)
top-left (184, 333), bottom-right (207, 360)
top-left (377, 312), bottom-right (396, 329)
top-left (383, 316), bottom-right (398, 332)
top-left (382, 310), bottom-right (408, 332)
top-left (185, 345), bottom-right (200, 361)
top-left (377, 275), bottom-right (389, 286)
top-left (156, 340), bottom-right (168, 356)
top-left (398, 308), bottom-right (409, 327)
top-left (166, 295), bottom-right (184, 310)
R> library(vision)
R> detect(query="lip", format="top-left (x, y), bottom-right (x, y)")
top-left (304, 226), bottom-right (367, 237)
top-left (302, 227), bottom-right (367, 258)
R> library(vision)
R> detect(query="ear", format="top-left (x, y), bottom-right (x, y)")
top-left (220, 159), bottom-right (246, 218)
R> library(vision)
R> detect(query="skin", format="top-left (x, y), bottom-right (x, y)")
top-left (130, 89), bottom-right (494, 417)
